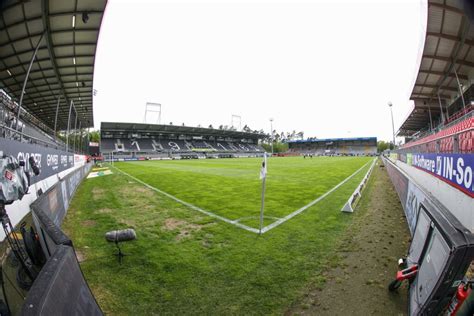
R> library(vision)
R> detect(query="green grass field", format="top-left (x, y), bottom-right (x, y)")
top-left (113, 156), bottom-right (372, 230)
top-left (63, 156), bottom-right (374, 315)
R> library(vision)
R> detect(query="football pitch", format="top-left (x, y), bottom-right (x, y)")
top-left (64, 156), bottom-right (376, 315)
top-left (113, 156), bottom-right (373, 232)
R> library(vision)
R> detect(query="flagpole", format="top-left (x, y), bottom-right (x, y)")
top-left (259, 173), bottom-right (266, 234)
top-left (259, 153), bottom-right (267, 235)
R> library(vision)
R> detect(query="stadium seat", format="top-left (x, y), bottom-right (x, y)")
top-left (138, 139), bottom-right (155, 151)
top-left (401, 116), bottom-right (473, 153)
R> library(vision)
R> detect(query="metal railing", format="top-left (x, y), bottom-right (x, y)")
top-left (0, 93), bottom-right (57, 139)
top-left (0, 123), bottom-right (63, 150)
top-left (0, 94), bottom-right (71, 151)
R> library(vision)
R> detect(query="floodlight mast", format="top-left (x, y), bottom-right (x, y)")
top-left (231, 114), bottom-right (241, 131)
top-left (388, 102), bottom-right (395, 148)
top-left (269, 118), bottom-right (274, 154)
top-left (144, 103), bottom-right (162, 124)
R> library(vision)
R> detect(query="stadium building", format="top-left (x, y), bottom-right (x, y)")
top-left (100, 122), bottom-right (265, 160)
top-left (383, 1), bottom-right (474, 314)
top-left (0, 0), bottom-right (107, 314)
top-left (0, 0), bottom-right (473, 315)
top-left (287, 137), bottom-right (377, 155)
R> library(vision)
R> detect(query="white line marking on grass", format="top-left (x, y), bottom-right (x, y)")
top-left (260, 159), bottom-right (374, 234)
top-left (111, 158), bottom-right (374, 235)
top-left (111, 165), bottom-right (260, 234)
top-left (234, 216), bottom-right (281, 223)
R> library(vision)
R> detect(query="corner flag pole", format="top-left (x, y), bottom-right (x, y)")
top-left (259, 153), bottom-right (267, 235)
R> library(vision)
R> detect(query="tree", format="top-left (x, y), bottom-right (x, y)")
top-left (261, 142), bottom-right (288, 153)
top-left (208, 124), bottom-right (213, 129)
top-left (290, 130), bottom-right (296, 140)
top-left (273, 131), bottom-right (280, 142)
top-left (89, 130), bottom-right (100, 143)
top-left (280, 132), bottom-right (285, 141)
top-left (377, 140), bottom-right (393, 153)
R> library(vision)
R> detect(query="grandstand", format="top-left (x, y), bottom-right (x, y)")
top-left (396, 0), bottom-right (474, 156)
top-left (0, 0), bottom-right (107, 314)
top-left (100, 121), bottom-right (265, 160)
top-left (383, 1), bottom-right (474, 315)
top-left (1, 0), bottom-right (473, 315)
top-left (1, 91), bottom-right (67, 150)
top-left (287, 137), bottom-right (377, 156)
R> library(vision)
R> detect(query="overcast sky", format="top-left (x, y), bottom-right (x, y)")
top-left (93, 0), bottom-right (427, 142)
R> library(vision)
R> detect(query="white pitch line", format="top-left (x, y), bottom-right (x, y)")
top-left (111, 158), bottom-right (373, 235)
top-left (234, 215), bottom-right (281, 223)
top-left (111, 165), bottom-right (260, 234)
top-left (260, 159), bottom-right (374, 234)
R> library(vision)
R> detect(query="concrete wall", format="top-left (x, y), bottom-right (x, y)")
top-left (389, 156), bottom-right (473, 233)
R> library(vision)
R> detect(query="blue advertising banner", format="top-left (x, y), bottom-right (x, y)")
top-left (409, 153), bottom-right (474, 197)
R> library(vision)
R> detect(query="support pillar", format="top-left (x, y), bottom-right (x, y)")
top-left (66, 100), bottom-right (73, 152)
top-left (73, 115), bottom-right (78, 153)
top-left (427, 103), bottom-right (433, 131)
top-left (453, 66), bottom-right (466, 112)
top-left (53, 95), bottom-right (61, 136)
top-left (437, 93), bottom-right (445, 126)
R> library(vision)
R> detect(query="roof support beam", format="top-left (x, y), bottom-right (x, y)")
top-left (411, 93), bottom-right (451, 99)
top-left (0, 27), bottom-right (100, 48)
top-left (23, 91), bottom-right (92, 101)
top-left (418, 69), bottom-right (468, 80)
top-left (0, 54), bottom-right (95, 71)
top-left (22, 94), bottom-right (91, 104)
top-left (1, 65), bottom-right (93, 81)
top-left (453, 66), bottom-right (467, 111)
top-left (16, 32), bottom-right (45, 131)
top-left (7, 78), bottom-right (93, 92)
top-left (428, 2), bottom-right (464, 15)
top-left (53, 95), bottom-right (61, 135)
top-left (5, 72), bottom-right (93, 87)
top-left (42, 0), bottom-right (73, 129)
top-left (423, 54), bottom-right (474, 67)
top-left (1, 42), bottom-right (97, 61)
top-left (414, 83), bottom-right (458, 92)
top-left (437, 93), bottom-right (445, 123)
top-left (426, 31), bottom-right (474, 46)
top-left (0, 11), bottom-right (104, 33)
top-left (66, 100), bottom-right (73, 151)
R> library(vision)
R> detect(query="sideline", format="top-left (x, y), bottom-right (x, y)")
top-left (111, 159), bottom-right (373, 234)
top-left (111, 165), bottom-right (260, 234)
top-left (260, 159), bottom-right (373, 233)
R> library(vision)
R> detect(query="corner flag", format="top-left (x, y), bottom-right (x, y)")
top-left (259, 153), bottom-right (267, 234)
top-left (259, 153), bottom-right (267, 180)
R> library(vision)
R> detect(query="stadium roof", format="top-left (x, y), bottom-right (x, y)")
top-left (0, 0), bottom-right (107, 130)
top-left (101, 122), bottom-right (265, 139)
top-left (287, 137), bottom-right (377, 143)
top-left (398, 0), bottom-right (474, 136)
